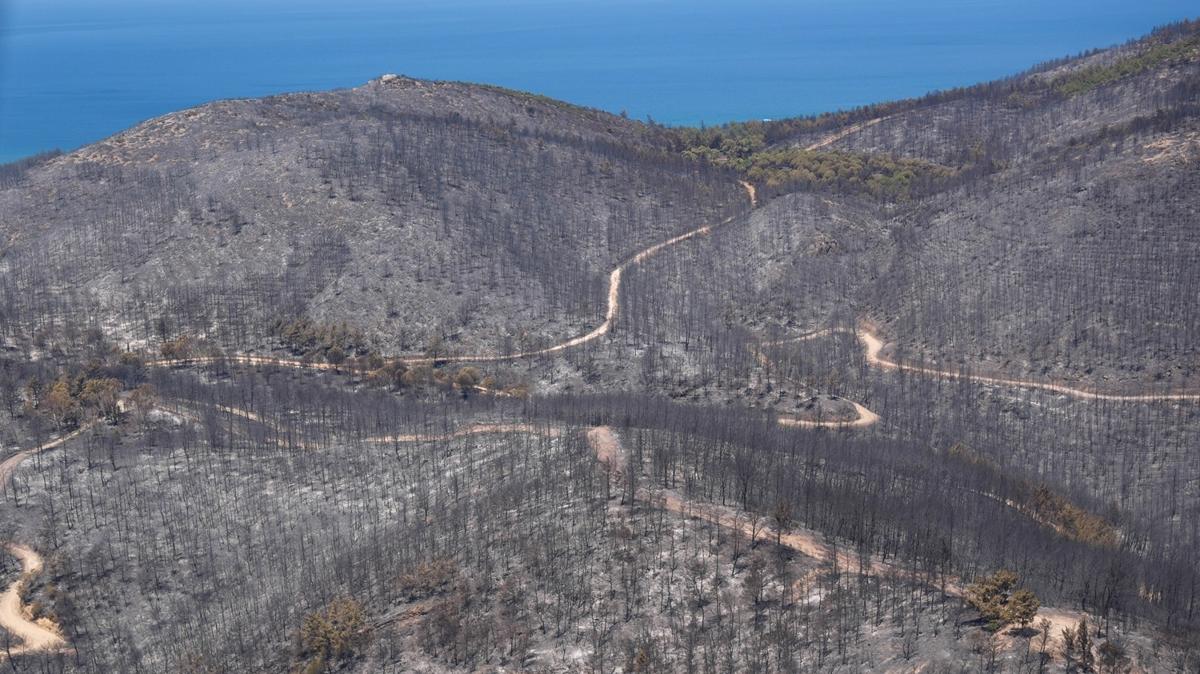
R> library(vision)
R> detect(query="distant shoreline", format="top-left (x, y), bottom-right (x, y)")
top-left (2, 1), bottom-right (1193, 162)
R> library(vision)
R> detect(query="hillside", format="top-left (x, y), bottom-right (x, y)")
top-left (1, 19), bottom-right (1199, 674)
top-left (0, 76), bottom-right (743, 361)
top-left (668, 20), bottom-right (1200, 392)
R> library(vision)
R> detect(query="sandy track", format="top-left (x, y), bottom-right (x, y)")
top-left (151, 183), bottom-right (874, 436)
top-left (739, 180), bottom-right (758, 208)
top-left (366, 423), bottom-right (562, 444)
top-left (776, 325), bottom-right (1200, 403)
top-left (147, 185), bottom-right (758, 373)
top-left (148, 177), bottom-right (1192, 406)
top-left (776, 401), bottom-right (881, 429)
top-left (0, 416), bottom-right (556, 656)
top-left (209, 405), bottom-right (552, 448)
top-left (0, 544), bottom-right (66, 656)
top-left (657, 488), bottom-right (1089, 654)
top-left (0, 428), bottom-right (86, 657)
top-left (856, 325), bottom-right (1200, 401)
top-left (804, 117), bottom-right (886, 151)
top-left (585, 425), bottom-right (1093, 662)
top-left (587, 426), bottom-right (626, 474)
top-left (0, 426), bottom-right (91, 497)
top-left (755, 330), bottom-right (882, 428)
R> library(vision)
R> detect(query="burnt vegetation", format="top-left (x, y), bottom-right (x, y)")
top-left (0, 19), bottom-right (1199, 674)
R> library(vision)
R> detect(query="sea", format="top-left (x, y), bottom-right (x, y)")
top-left (0, 0), bottom-right (1196, 162)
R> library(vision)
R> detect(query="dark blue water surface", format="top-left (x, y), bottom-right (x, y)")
top-left (1, 0), bottom-right (1195, 161)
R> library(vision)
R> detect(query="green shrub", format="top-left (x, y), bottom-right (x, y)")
top-left (1055, 35), bottom-right (1200, 97)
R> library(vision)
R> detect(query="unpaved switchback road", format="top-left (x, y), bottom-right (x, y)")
top-left (755, 331), bottom-right (882, 428)
top-left (0, 429), bottom-right (85, 657)
top-left (0, 543), bottom-right (66, 656)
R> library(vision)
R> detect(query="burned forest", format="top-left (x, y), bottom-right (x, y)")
top-left (1, 19), bottom-right (1199, 674)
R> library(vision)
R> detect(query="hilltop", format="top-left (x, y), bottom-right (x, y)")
top-left (0, 75), bottom-right (743, 363)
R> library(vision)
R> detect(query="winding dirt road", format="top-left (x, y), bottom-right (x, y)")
top-left (856, 325), bottom-right (1200, 401)
top-left (772, 325), bottom-right (1200, 403)
top-left (147, 177), bottom-right (1194, 408)
top-left (587, 425), bottom-right (1092, 663)
top-left (149, 192), bottom-right (753, 372)
top-left (0, 428), bottom-right (85, 658)
top-left (756, 330), bottom-right (882, 428)
top-left (4, 172), bottom-right (1175, 662)
top-left (359, 421), bottom-right (1093, 660)
top-left (0, 426), bottom-right (91, 498)
top-left (0, 544), bottom-right (66, 656)
top-left (776, 402), bottom-right (881, 429)
top-left (351, 420), bottom-right (1099, 661)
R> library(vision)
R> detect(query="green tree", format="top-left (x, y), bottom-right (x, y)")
top-left (80, 378), bottom-right (122, 422)
top-left (453, 366), bottom-right (482, 394)
top-left (967, 569), bottom-right (1041, 631)
top-left (1005, 588), bottom-right (1041, 628)
top-left (325, 346), bottom-right (346, 367)
top-left (299, 596), bottom-right (368, 669)
top-left (42, 378), bottom-right (80, 428)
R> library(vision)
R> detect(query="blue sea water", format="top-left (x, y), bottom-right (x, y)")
top-left (0, 0), bottom-right (1196, 162)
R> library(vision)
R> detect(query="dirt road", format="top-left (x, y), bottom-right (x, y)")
top-left (0, 544), bottom-right (66, 656)
top-left (755, 331), bottom-right (882, 428)
top-left (739, 180), bottom-right (758, 208)
top-left (763, 325), bottom-right (1199, 403)
top-left (146, 172), bottom-right (1194, 408)
top-left (0, 426), bottom-right (91, 497)
top-left (148, 184), bottom-right (758, 373)
top-left (585, 425), bottom-right (1093, 663)
top-left (0, 428), bottom-right (85, 657)
top-left (366, 423), bottom-right (562, 444)
top-left (804, 117), bottom-right (886, 151)
top-left (857, 325), bottom-right (1200, 401)
top-left (776, 401), bottom-right (881, 429)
